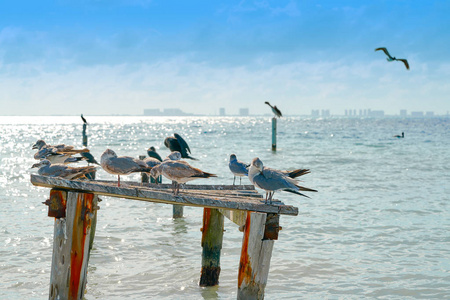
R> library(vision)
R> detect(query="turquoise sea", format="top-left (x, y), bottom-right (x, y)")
top-left (0, 116), bottom-right (449, 299)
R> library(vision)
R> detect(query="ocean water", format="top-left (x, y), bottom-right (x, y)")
top-left (0, 116), bottom-right (449, 299)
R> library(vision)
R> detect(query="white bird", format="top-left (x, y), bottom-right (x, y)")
top-left (228, 154), bottom-right (249, 185)
top-left (150, 159), bottom-right (216, 195)
top-left (31, 160), bottom-right (96, 180)
top-left (100, 149), bottom-right (152, 187)
top-left (248, 157), bottom-right (317, 204)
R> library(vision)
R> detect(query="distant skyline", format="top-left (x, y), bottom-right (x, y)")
top-left (1, 1), bottom-right (450, 116)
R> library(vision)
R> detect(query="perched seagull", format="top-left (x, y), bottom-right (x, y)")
top-left (32, 139), bottom-right (76, 152)
top-left (229, 154), bottom-right (249, 185)
top-left (147, 146), bottom-right (163, 162)
top-left (150, 159), bottom-right (216, 195)
top-left (100, 149), bottom-right (152, 187)
top-left (248, 157), bottom-right (317, 204)
top-left (164, 151), bottom-right (182, 161)
top-left (33, 147), bottom-right (83, 165)
top-left (265, 101), bottom-right (282, 118)
top-left (375, 47), bottom-right (410, 70)
top-left (143, 157), bottom-right (161, 168)
top-left (164, 133), bottom-right (197, 160)
top-left (31, 160), bottom-right (96, 180)
top-left (81, 114), bottom-right (88, 124)
top-left (394, 132), bottom-right (405, 138)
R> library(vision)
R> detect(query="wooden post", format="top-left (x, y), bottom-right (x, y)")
top-left (200, 208), bottom-right (224, 286)
top-left (271, 117), bottom-right (277, 151)
top-left (237, 211), bottom-right (278, 300)
top-left (82, 123), bottom-right (87, 147)
top-left (48, 190), bottom-right (97, 300)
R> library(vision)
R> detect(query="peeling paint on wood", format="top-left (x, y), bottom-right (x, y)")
top-left (200, 208), bottom-right (224, 287)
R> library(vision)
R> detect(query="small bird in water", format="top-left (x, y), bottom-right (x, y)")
top-left (31, 159), bottom-right (96, 180)
top-left (147, 146), bottom-right (163, 162)
top-left (248, 157), bottom-right (317, 204)
top-left (265, 101), bottom-right (282, 118)
top-left (100, 149), bottom-right (152, 187)
top-left (164, 133), bottom-right (197, 160)
top-left (375, 47), bottom-right (409, 70)
top-left (150, 155), bottom-right (216, 195)
top-left (394, 132), bottom-right (405, 138)
top-left (228, 154), bottom-right (249, 185)
top-left (81, 114), bottom-right (88, 124)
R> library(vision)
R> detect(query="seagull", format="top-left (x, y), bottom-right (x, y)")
top-left (248, 157), bottom-right (317, 204)
top-left (164, 133), bottom-right (197, 160)
top-left (32, 139), bottom-right (80, 152)
top-left (147, 146), bottom-right (162, 162)
top-left (100, 149), bottom-right (152, 187)
top-left (150, 159), bottom-right (216, 195)
top-left (229, 154), bottom-right (249, 185)
top-left (165, 151), bottom-right (182, 161)
top-left (33, 147), bottom-right (87, 164)
top-left (394, 132), bottom-right (405, 138)
top-left (265, 101), bottom-right (282, 118)
top-left (81, 114), bottom-right (88, 124)
top-left (31, 160), bottom-right (96, 180)
top-left (375, 47), bottom-right (410, 70)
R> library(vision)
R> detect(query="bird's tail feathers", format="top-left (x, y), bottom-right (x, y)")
top-left (287, 168), bottom-right (311, 178)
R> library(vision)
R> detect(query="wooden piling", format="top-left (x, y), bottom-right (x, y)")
top-left (238, 211), bottom-right (277, 300)
top-left (199, 208), bottom-right (224, 286)
top-left (82, 123), bottom-right (88, 147)
top-left (271, 117), bottom-right (277, 151)
top-left (48, 190), bottom-right (97, 300)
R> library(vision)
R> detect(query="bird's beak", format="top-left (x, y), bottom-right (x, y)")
top-left (31, 163), bottom-right (40, 168)
top-left (32, 144), bottom-right (38, 149)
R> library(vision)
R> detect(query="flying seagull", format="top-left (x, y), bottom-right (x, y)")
top-left (228, 154), bottom-right (249, 185)
top-left (375, 47), bottom-right (409, 70)
top-left (164, 133), bottom-right (197, 160)
top-left (248, 157), bottom-right (317, 204)
top-left (265, 101), bottom-right (282, 118)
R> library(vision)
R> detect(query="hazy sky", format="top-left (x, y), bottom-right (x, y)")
top-left (1, 0), bottom-right (449, 116)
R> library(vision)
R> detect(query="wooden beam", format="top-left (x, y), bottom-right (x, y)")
top-left (199, 208), bottom-right (224, 286)
top-left (31, 175), bottom-right (298, 216)
top-left (237, 212), bottom-right (276, 299)
top-left (49, 190), bottom-right (97, 300)
top-left (218, 209), bottom-right (247, 226)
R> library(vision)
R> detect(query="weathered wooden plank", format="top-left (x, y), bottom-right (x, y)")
top-left (238, 212), bottom-right (275, 300)
top-left (218, 209), bottom-right (248, 227)
top-left (49, 191), bottom-right (97, 300)
top-left (199, 208), bottom-right (224, 286)
top-left (31, 175), bottom-right (298, 216)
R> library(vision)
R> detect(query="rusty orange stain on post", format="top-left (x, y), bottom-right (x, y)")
top-left (201, 208), bottom-right (211, 245)
top-left (238, 211), bottom-right (253, 287)
top-left (69, 193), bottom-right (94, 300)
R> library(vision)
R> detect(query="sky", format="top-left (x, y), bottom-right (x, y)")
top-left (0, 0), bottom-right (449, 116)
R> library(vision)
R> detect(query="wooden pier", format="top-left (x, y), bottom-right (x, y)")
top-left (31, 174), bottom-right (299, 300)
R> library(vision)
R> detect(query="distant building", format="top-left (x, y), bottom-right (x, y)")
top-left (426, 111), bottom-right (434, 117)
top-left (311, 110), bottom-right (320, 117)
top-left (369, 110), bottom-right (384, 117)
top-left (144, 108), bottom-right (192, 116)
top-left (239, 108), bottom-right (249, 116)
top-left (219, 108), bottom-right (226, 116)
top-left (411, 111), bottom-right (424, 117)
top-left (321, 109), bottom-right (330, 117)
top-left (400, 109), bottom-right (407, 117)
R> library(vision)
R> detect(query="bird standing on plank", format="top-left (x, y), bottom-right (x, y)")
top-left (248, 157), bottom-right (317, 204)
top-left (164, 133), bottom-right (197, 160)
top-left (100, 149), bottom-right (152, 187)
